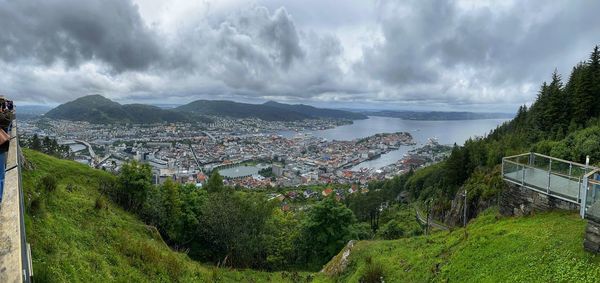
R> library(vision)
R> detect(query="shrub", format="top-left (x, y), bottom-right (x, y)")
top-left (39, 175), bottom-right (58, 193)
top-left (379, 220), bottom-right (405, 240)
top-left (95, 195), bottom-right (108, 210)
top-left (29, 196), bottom-right (46, 216)
top-left (360, 257), bottom-right (385, 283)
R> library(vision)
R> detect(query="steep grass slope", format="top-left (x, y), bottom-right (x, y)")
top-left (317, 209), bottom-right (600, 282)
top-left (22, 149), bottom-right (311, 282)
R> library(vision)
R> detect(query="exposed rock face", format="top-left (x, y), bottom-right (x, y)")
top-left (443, 189), bottom-right (499, 227)
top-left (320, 240), bottom-right (355, 276)
top-left (499, 182), bottom-right (579, 216)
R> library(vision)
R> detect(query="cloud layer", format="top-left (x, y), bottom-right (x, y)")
top-left (2, 0), bottom-right (600, 111)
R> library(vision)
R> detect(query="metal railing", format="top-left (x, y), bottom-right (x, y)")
top-left (583, 169), bottom-right (600, 221)
top-left (0, 119), bottom-right (32, 282)
top-left (15, 121), bottom-right (32, 282)
top-left (502, 152), bottom-right (596, 207)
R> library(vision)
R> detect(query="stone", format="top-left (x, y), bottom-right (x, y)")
top-left (584, 221), bottom-right (600, 254)
top-left (585, 221), bottom-right (600, 235)
top-left (500, 182), bottom-right (579, 217)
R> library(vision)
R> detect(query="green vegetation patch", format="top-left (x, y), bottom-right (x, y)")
top-left (317, 209), bottom-right (600, 283)
top-left (22, 149), bottom-right (311, 282)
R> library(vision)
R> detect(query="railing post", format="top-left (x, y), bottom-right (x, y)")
top-left (547, 159), bottom-right (552, 194)
top-left (521, 164), bottom-right (525, 186)
top-left (578, 176), bottom-right (582, 203)
top-left (581, 175), bottom-right (589, 218)
top-left (569, 163), bottom-right (573, 178)
top-left (529, 152), bottom-right (534, 166)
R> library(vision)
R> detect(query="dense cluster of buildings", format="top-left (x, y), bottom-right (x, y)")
top-left (20, 116), bottom-right (450, 189)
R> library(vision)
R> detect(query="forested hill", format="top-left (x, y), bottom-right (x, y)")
top-left (46, 95), bottom-right (367, 123)
top-left (176, 100), bottom-right (367, 121)
top-left (383, 45), bottom-right (600, 225)
top-left (366, 110), bottom-right (513, 120)
top-left (262, 101), bottom-right (368, 120)
top-left (45, 95), bottom-right (200, 124)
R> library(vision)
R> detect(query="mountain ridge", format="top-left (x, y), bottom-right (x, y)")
top-left (45, 95), bottom-right (196, 124)
top-left (45, 95), bottom-right (367, 123)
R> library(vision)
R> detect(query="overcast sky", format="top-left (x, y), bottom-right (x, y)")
top-left (2, 0), bottom-right (599, 112)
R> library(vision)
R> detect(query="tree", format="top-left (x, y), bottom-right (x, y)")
top-left (546, 70), bottom-right (567, 135)
top-left (116, 161), bottom-right (153, 211)
top-left (566, 63), bottom-right (587, 126)
top-left (199, 192), bottom-right (275, 268)
top-left (31, 134), bottom-right (41, 151)
top-left (160, 179), bottom-right (183, 241)
top-left (206, 171), bottom-right (224, 193)
top-left (299, 196), bottom-right (357, 266)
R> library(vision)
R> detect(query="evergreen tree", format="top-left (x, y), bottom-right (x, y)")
top-left (589, 46), bottom-right (600, 116)
top-left (547, 70), bottom-right (566, 135)
top-left (567, 63), bottom-right (587, 125)
top-left (206, 171), bottom-right (224, 193)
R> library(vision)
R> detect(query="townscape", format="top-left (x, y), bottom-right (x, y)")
top-left (20, 116), bottom-right (451, 190)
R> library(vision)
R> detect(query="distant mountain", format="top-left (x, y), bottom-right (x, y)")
top-left (176, 100), bottom-right (366, 121)
top-left (366, 110), bottom-right (514, 120)
top-left (262, 101), bottom-right (368, 120)
top-left (45, 95), bottom-right (204, 124)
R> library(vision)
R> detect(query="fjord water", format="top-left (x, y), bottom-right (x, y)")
top-left (288, 116), bottom-right (510, 170)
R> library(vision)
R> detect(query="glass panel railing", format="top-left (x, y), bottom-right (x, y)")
top-left (503, 152), bottom-right (596, 204)
top-left (585, 173), bottom-right (600, 220)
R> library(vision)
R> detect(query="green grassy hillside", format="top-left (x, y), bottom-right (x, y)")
top-left (22, 148), bottom-right (600, 282)
top-left (317, 209), bottom-right (600, 282)
top-left (22, 149), bottom-right (311, 282)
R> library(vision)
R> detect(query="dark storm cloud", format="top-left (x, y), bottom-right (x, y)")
top-left (174, 6), bottom-right (344, 97)
top-left (0, 0), bottom-right (162, 72)
top-left (4, 0), bottom-right (600, 110)
top-left (358, 0), bottom-right (600, 106)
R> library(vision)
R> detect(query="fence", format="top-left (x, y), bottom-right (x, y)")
top-left (502, 152), bottom-right (593, 205)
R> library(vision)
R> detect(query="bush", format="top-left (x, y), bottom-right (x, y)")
top-left (29, 196), bottom-right (46, 216)
top-left (39, 175), bottom-right (58, 193)
top-left (378, 220), bottom-right (405, 240)
top-left (360, 257), bottom-right (384, 283)
top-left (95, 195), bottom-right (108, 210)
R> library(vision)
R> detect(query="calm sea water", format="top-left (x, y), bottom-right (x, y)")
top-left (281, 116), bottom-right (510, 170)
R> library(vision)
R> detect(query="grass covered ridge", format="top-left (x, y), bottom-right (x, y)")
top-left (317, 209), bottom-right (600, 282)
top-left (22, 149), bottom-right (312, 282)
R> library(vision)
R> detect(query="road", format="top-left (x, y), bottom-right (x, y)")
top-left (75, 140), bottom-right (96, 159)
top-left (415, 207), bottom-right (449, 230)
top-left (201, 131), bottom-right (216, 141)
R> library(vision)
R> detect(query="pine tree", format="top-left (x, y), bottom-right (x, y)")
top-left (567, 63), bottom-right (587, 125)
top-left (547, 70), bottom-right (566, 134)
top-left (532, 82), bottom-right (550, 132)
top-left (589, 46), bottom-right (600, 116)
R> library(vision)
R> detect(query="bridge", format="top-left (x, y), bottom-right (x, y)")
top-left (0, 120), bottom-right (33, 282)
